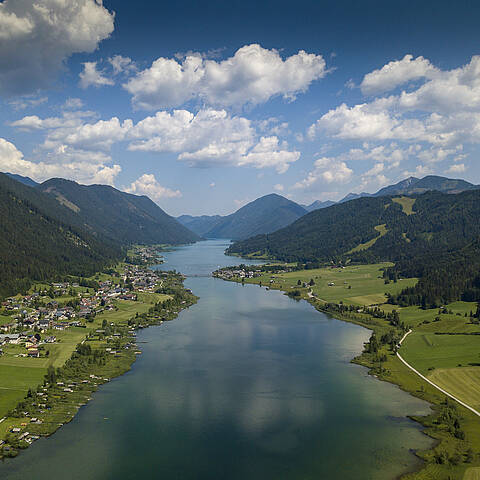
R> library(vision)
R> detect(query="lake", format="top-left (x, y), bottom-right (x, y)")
top-left (0, 239), bottom-right (433, 479)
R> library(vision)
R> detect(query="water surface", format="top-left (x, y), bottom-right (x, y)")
top-left (0, 240), bottom-right (433, 479)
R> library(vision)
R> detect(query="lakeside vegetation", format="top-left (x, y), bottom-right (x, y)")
top-left (214, 262), bottom-right (480, 480)
top-left (0, 250), bottom-right (197, 459)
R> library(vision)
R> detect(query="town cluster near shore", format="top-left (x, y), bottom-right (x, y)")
top-left (0, 249), bottom-right (197, 459)
top-left (0, 264), bottom-right (163, 358)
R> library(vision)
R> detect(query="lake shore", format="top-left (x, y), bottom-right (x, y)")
top-left (215, 265), bottom-right (480, 480)
top-left (0, 268), bottom-right (198, 460)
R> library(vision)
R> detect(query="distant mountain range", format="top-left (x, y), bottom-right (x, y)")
top-left (178, 175), bottom-right (479, 236)
top-left (176, 215), bottom-right (223, 237)
top-left (302, 200), bottom-right (336, 212)
top-left (5, 172), bottom-right (39, 187)
top-left (2, 170), bottom-right (480, 301)
top-left (178, 194), bottom-right (307, 240)
top-left (302, 175), bottom-right (479, 212)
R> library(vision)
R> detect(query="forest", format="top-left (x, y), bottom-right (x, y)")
top-left (0, 173), bottom-right (121, 298)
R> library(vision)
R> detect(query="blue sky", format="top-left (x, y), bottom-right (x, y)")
top-left (0, 0), bottom-right (479, 215)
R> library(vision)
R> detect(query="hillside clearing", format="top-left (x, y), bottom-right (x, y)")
top-left (393, 196), bottom-right (416, 215)
top-left (347, 224), bottom-right (387, 253)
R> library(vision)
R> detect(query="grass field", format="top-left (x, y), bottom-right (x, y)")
top-left (0, 365), bottom-right (46, 418)
top-left (243, 262), bottom-right (417, 306)
top-left (0, 314), bottom-right (14, 326)
top-left (399, 332), bottom-right (480, 373)
top-left (464, 467), bottom-right (480, 480)
top-left (428, 367), bottom-right (480, 410)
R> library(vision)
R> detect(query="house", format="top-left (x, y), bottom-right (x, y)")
top-left (0, 333), bottom-right (20, 344)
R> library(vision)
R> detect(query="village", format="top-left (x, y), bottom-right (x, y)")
top-left (0, 263), bottom-right (166, 359)
top-left (0, 251), bottom-right (198, 458)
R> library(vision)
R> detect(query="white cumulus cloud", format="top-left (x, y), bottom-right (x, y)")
top-left (0, 137), bottom-right (120, 185)
top-left (310, 56), bottom-right (480, 147)
top-left (361, 54), bottom-right (438, 95)
top-left (125, 174), bottom-right (182, 201)
top-left (79, 61), bottom-right (115, 88)
top-left (0, 0), bottom-right (114, 95)
top-left (445, 163), bottom-right (466, 174)
top-left (128, 108), bottom-right (299, 173)
top-left (293, 157), bottom-right (353, 190)
top-left (124, 44), bottom-right (327, 109)
top-left (108, 55), bottom-right (136, 75)
top-left (11, 108), bottom-right (299, 175)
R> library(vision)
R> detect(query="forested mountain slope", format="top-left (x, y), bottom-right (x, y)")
top-left (0, 173), bottom-right (120, 297)
top-left (205, 194), bottom-right (307, 240)
top-left (5, 173), bottom-right (39, 187)
top-left (39, 178), bottom-right (200, 245)
top-left (227, 190), bottom-right (480, 306)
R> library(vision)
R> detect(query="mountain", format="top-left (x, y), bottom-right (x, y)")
top-left (5, 172), bottom-right (39, 187)
top-left (303, 200), bottom-right (336, 212)
top-left (373, 177), bottom-right (419, 196)
top-left (374, 175), bottom-right (477, 197)
top-left (307, 175), bottom-right (478, 209)
top-left (0, 173), bottom-right (120, 298)
top-left (177, 214), bottom-right (223, 237)
top-left (38, 178), bottom-right (200, 246)
top-left (339, 192), bottom-right (372, 203)
top-left (227, 190), bottom-right (480, 307)
top-left (204, 194), bottom-right (308, 240)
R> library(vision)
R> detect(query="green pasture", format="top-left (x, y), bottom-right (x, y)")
top-left (347, 224), bottom-right (388, 253)
top-left (0, 365), bottom-right (47, 418)
top-left (429, 367), bottom-right (480, 410)
top-left (464, 467), bottom-right (480, 480)
top-left (401, 332), bottom-right (480, 374)
top-left (244, 262), bottom-right (417, 306)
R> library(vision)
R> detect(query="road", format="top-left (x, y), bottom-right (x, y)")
top-left (397, 329), bottom-right (480, 418)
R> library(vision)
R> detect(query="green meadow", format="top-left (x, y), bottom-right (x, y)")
top-left (242, 262), bottom-right (417, 305)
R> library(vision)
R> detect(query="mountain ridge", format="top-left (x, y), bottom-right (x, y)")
top-left (0, 173), bottom-right (120, 297)
top-left (38, 178), bottom-right (200, 246)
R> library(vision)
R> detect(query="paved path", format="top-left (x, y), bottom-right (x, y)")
top-left (397, 329), bottom-right (480, 418)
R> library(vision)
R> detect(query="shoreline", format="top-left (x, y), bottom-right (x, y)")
top-left (216, 271), bottom-right (479, 480)
top-left (0, 267), bottom-right (198, 460)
